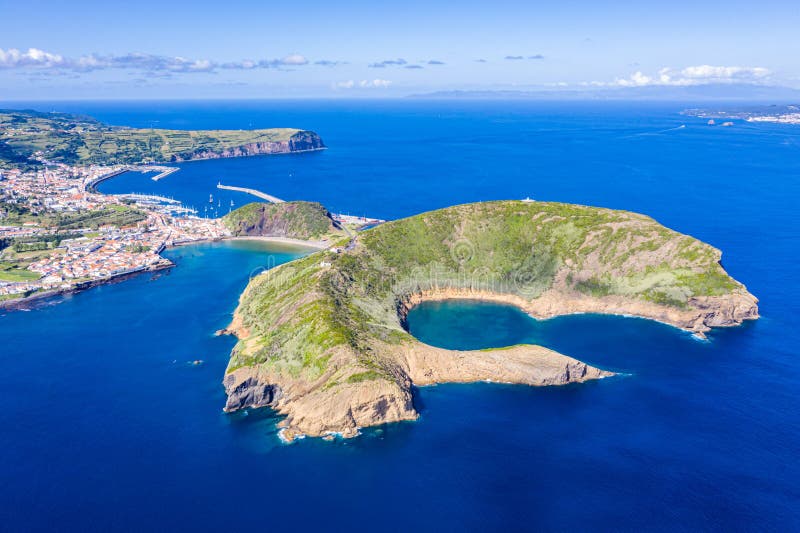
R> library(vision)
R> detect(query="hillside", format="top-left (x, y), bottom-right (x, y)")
top-left (0, 109), bottom-right (325, 168)
top-left (222, 200), bottom-right (759, 440)
top-left (222, 201), bottom-right (346, 241)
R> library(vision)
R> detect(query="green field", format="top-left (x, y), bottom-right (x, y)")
top-left (0, 265), bottom-right (40, 282)
top-left (0, 247), bottom-right (56, 281)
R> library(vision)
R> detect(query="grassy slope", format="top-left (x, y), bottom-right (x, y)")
top-left (228, 200), bottom-right (747, 386)
top-left (358, 200), bottom-right (739, 306)
top-left (222, 201), bottom-right (344, 240)
top-left (0, 109), bottom-right (315, 167)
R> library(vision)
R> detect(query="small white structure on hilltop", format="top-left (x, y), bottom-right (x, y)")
top-left (521, 196), bottom-right (534, 203)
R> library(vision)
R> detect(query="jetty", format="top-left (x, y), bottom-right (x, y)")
top-left (150, 167), bottom-right (179, 181)
top-left (216, 182), bottom-right (285, 203)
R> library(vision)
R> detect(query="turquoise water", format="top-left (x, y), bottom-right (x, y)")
top-left (1, 100), bottom-right (799, 530)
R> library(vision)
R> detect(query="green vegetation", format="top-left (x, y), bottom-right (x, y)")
top-left (0, 263), bottom-right (40, 282)
top-left (228, 200), bottom-right (751, 392)
top-left (50, 205), bottom-right (147, 230)
top-left (0, 245), bottom-right (62, 282)
top-left (125, 244), bottom-right (149, 253)
top-left (0, 109), bottom-right (324, 168)
top-left (346, 371), bottom-right (383, 383)
top-left (356, 200), bottom-right (740, 300)
top-left (222, 201), bottom-right (345, 241)
top-left (1, 204), bottom-right (146, 231)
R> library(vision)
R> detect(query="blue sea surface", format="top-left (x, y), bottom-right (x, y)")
top-left (1, 100), bottom-right (799, 530)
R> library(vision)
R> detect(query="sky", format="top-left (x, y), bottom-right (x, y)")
top-left (0, 0), bottom-right (798, 99)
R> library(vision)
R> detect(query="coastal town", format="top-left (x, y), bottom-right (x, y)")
top-left (0, 163), bottom-right (228, 303)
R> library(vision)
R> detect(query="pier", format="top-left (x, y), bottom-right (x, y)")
top-left (216, 182), bottom-right (285, 203)
top-left (85, 165), bottom-right (179, 191)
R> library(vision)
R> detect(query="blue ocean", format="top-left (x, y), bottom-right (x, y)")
top-left (1, 100), bottom-right (799, 530)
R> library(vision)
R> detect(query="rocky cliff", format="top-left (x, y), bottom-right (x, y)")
top-left (223, 200), bottom-right (759, 440)
top-left (171, 131), bottom-right (326, 161)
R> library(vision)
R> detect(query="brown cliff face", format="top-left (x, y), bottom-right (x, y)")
top-left (398, 285), bottom-right (758, 338)
top-left (172, 131), bottom-right (325, 161)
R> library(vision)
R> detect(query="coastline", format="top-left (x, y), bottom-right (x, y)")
top-left (150, 146), bottom-right (327, 166)
top-left (85, 146), bottom-right (327, 192)
top-left (1, 235), bottom-right (327, 311)
top-left (0, 261), bottom-right (173, 310)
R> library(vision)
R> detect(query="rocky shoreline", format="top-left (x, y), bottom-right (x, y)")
top-left (222, 279), bottom-right (756, 442)
top-left (222, 330), bottom-right (613, 441)
top-left (0, 260), bottom-right (173, 310)
top-left (170, 143), bottom-right (326, 162)
top-left (0, 233), bottom-right (333, 311)
top-left (397, 286), bottom-right (758, 338)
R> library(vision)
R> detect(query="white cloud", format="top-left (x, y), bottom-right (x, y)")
top-left (279, 54), bottom-right (308, 66)
top-left (334, 79), bottom-right (392, 90)
top-left (360, 79), bottom-right (392, 88)
top-left (606, 65), bottom-right (772, 87)
top-left (0, 48), bottom-right (67, 68)
top-left (0, 47), bottom-right (312, 74)
top-left (368, 58), bottom-right (406, 68)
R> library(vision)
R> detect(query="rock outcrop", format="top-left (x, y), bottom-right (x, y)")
top-left (223, 200), bottom-right (759, 440)
top-left (222, 201), bottom-right (344, 240)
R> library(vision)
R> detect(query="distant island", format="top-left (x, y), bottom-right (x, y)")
top-left (409, 85), bottom-right (800, 101)
top-left (222, 200), bottom-right (759, 441)
top-left (0, 109), bottom-right (325, 169)
top-left (683, 104), bottom-right (800, 125)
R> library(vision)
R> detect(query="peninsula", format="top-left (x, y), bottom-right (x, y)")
top-left (223, 200), bottom-right (759, 440)
top-left (0, 109), bottom-right (324, 168)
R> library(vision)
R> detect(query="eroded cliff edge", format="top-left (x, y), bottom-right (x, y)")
top-left (223, 200), bottom-right (758, 440)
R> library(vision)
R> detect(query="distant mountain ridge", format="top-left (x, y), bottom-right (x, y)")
top-left (409, 84), bottom-right (800, 101)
